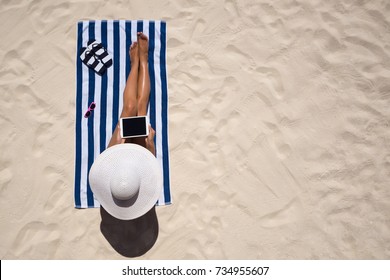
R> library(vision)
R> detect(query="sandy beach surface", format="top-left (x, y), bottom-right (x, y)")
top-left (0, 0), bottom-right (389, 259)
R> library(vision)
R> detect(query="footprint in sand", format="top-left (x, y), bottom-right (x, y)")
top-left (0, 41), bottom-right (35, 85)
top-left (15, 85), bottom-right (49, 115)
top-left (168, 38), bottom-right (185, 48)
top-left (0, 0), bottom-right (25, 11)
top-left (217, 109), bottom-right (241, 138)
top-left (255, 66), bottom-right (285, 100)
top-left (0, 114), bottom-right (17, 145)
top-left (269, 127), bottom-right (292, 160)
top-left (191, 18), bottom-right (206, 41)
top-left (43, 166), bottom-right (68, 215)
top-left (212, 76), bottom-right (238, 104)
top-left (27, 0), bottom-right (70, 34)
top-left (13, 221), bottom-right (61, 258)
top-left (206, 135), bottom-right (219, 153)
top-left (258, 198), bottom-right (303, 228)
top-left (225, 44), bottom-right (257, 71)
top-left (0, 166), bottom-right (13, 196)
top-left (32, 122), bottom-right (53, 158)
top-left (224, 0), bottom-right (240, 17)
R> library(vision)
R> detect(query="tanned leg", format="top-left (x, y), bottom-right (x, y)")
top-left (133, 32), bottom-right (151, 147)
top-left (107, 42), bottom-right (140, 148)
top-left (137, 32), bottom-right (150, 116)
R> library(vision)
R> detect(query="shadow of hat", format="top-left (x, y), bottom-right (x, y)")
top-left (100, 206), bottom-right (159, 258)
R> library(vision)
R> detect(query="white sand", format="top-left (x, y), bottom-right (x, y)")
top-left (0, 0), bottom-right (389, 259)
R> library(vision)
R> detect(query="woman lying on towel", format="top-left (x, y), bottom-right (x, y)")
top-left (89, 32), bottom-right (163, 223)
top-left (107, 32), bottom-right (155, 155)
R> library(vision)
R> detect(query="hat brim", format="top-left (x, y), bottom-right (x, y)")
top-left (89, 144), bottom-right (163, 220)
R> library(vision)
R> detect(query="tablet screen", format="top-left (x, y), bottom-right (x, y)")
top-left (121, 116), bottom-right (147, 137)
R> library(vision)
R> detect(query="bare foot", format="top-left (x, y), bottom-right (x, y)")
top-left (137, 32), bottom-right (148, 64)
top-left (130, 42), bottom-right (139, 65)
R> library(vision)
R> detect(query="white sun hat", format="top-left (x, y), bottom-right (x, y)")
top-left (89, 143), bottom-right (163, 220)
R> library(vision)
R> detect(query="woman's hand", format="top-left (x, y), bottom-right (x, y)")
top-left (145, 124), bottom-right (156, 156)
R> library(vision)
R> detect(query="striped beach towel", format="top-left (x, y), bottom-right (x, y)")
top-left (74, 20), bottom-right (171, 208)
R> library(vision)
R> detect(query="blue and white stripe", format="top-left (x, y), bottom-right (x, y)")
top-left (75, 20), bottom-right (171, 208)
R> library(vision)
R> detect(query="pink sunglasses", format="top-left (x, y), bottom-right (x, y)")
top-left (84, 102), bottom-right (96, 118)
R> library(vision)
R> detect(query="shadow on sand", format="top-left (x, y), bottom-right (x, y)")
top-left (100, 206), bottom-right (159, 257)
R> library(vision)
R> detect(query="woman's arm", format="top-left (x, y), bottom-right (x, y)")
top-left (145, 125), bottom-right (156, 156)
